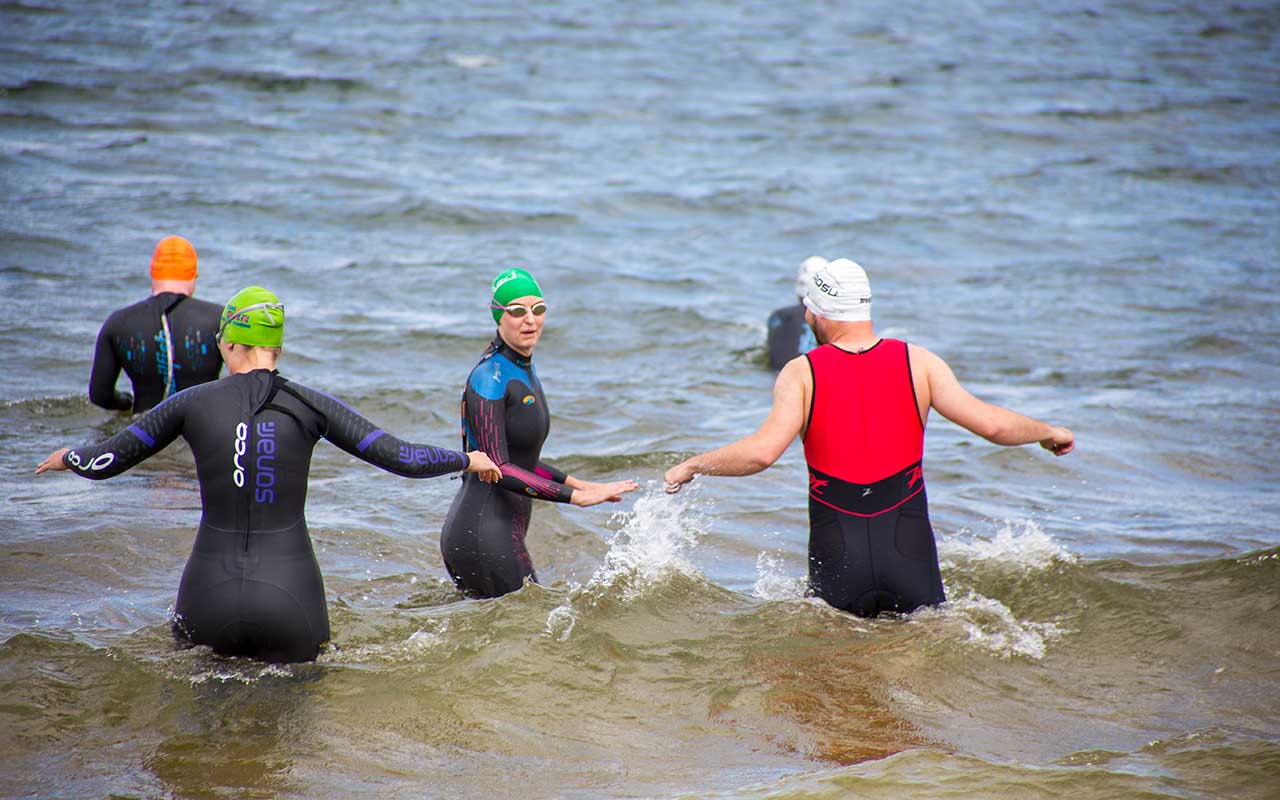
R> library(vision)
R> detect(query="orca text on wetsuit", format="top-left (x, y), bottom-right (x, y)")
top-left (61, 370), bottom-right (470, 662)
top-left (91, 292), bottom-right (223, 412)
top-left (441, 335), bottom-right (572, 598)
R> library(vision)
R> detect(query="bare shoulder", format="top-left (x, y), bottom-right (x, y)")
top-left (778, 354), bottom-right (811, 386)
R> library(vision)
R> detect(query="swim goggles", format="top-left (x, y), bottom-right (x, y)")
top-left (216, 301), bottom-right (286, 342)
top-left (490, 300), bottom-right (547, 318)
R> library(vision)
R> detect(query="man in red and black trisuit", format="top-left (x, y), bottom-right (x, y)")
top-left (664, 258), bottom-right (1074, 617)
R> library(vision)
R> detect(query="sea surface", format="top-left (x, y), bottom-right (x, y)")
top-left (2, 1), bottom-right (1278, 798)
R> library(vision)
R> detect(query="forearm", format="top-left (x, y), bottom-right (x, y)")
top-left (497, 462), bottom-right (574, 503)
top-left (684, 436), bottom-right (776, 478)
top-left (980, 406), bottom-right (1058, 446)
top-left (279, 380), bottom-right (468, 478)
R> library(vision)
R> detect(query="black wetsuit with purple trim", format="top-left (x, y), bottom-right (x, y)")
top-left (62, 369), bottom-right (469, 662)
top-left (441, 336), bottom-right (573, 598)
top-left (90, 292), bottom-right (224, 412)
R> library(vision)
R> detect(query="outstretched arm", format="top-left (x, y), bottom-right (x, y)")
top-left (664, 357), bottom-right (808, 492)
top-left (920, 347), bottom-right (1074, 455)
top-left (278, 381), bottom-right (498, 481)
top-left (36, 389), bottom-right (191, 478)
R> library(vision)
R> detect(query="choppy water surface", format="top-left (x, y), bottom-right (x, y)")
top-left (2, 1), bottom-right (1278, 798)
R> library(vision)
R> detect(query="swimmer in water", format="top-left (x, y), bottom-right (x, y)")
top-left (765, 256), bottom-right (826, 370)
top-left (37, 286), bottom-right (502, 663)
top-left (440, 268), bottom-right (639, 599)
top-left (665, 258), bottom-right (1074, 617)
top-left (90, 235), bottom-right (224, 412)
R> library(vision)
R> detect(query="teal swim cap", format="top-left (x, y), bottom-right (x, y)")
top-left (219, 286), bottom-right (285, 348)
top-left (490, 268), bottom-right (543, 324)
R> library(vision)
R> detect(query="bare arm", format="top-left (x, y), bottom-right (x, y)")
top-left (664, 357), bottom-right (809, 491)
top-left (918, 346), bottom-right (1074, 455)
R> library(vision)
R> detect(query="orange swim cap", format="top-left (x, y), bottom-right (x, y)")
top-left (150, 236), bottom-right (198, 280)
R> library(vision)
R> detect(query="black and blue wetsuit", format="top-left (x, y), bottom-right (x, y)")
top-left (62, 369), bottom-right (469, 662)
top-left (90, 292), bottom-right (224, 412)
top-left (441, 336), bottom-right (573, 599)
top-left (766, 303), bottom-right (817, 370)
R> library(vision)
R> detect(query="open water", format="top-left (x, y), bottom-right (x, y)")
top-left (2, 1), bottom-right (1278, 797)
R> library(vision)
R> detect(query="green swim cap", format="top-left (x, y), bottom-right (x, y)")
top-left (219, 286), bottom-right (285, 348)
top-left (490, 268), bottom-right (542, 324)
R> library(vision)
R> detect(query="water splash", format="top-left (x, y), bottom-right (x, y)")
top-left (185, 662), bottom-right (295, 685)
top-left (939, 518), bottom-right (1077, 571)
top-left (543, 486), bottom-right (705, 641)
top-left (752, 550), bottom-right (805, 601)
top-left (933, 591), bottom-right (1067, 660)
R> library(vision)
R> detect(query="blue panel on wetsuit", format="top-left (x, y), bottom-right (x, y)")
top-left (469, 352), bottom-right (530, 400)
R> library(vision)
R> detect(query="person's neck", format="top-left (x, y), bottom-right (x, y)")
top-left (152, 279), bottom-right (195, 297)
top-left (823, 321), bottom-right (878, 352)
top-left (225, 347), bottom-right (278, 375)
top-left (496, 331), bottom-right (533, 359)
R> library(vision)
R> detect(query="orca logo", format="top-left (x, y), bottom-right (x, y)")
top-left (522, 395), bottom-right (536, 405)
top-left (232, 422), bottom-right (248, 488)
top-left (67, 450), bottom-right (115, 471)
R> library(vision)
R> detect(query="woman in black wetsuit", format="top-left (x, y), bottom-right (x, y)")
top-left (37, 286), bottom-right (501, 663)
top-left (440, 268), bottom-right (638, 598)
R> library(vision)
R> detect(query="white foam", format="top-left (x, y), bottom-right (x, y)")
top-left (752, 550), bottom-right (805, 601)
top-left (542, 486), bottom-right (705, 640)
top-left (920, 591), bottom-right (1066, 660)
top-left (185, 662), bottom-right (293, 685)
top-left (939, 518), bottom-right (1076, 571)
top-left (320, 622), bottom-right (449, 665)
top-left (446, 53), bottom-right (498, 69)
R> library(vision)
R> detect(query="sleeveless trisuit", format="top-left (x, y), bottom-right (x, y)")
top-left (803, 339), bottom-right (946, 616)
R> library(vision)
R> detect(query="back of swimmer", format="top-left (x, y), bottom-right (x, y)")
top-left (90, 235), bottom-right (224, 412)
top-left (38, 286), bottom-right (501, 663)
top-left (765, 256), bottom-right (826, 370)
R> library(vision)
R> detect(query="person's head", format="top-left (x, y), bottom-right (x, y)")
top-left (795, 256), bottom-right (828, 301)
top-left (217, 286), bottom-right (285, 370)
top-left (802, 258), bottom-right (873, 344)
top-left (149, 235), bottom-right (198, 296)
top-left (489, 267), bottom-right (546, 356)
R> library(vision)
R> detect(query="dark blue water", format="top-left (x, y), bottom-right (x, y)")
top-left (2, 1), bottom-right (1278, 797)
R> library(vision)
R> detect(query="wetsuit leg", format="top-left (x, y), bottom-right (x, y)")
top-left (441, 480), bottom-right (536, 599)
top-left (173, 525), bottom-right (330, 662)
top-left (807, 493), bottom-right (945, 617)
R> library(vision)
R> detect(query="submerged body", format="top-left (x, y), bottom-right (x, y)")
top-left (441, 336), bottom-right (573, 598)
top-left (804, 339), bottom-right (945, 615)
top-left (63, 370), bottom-right (469, 661)
top-left (91, 292), bottom-right (224, 412)
top-left (664, 257), bottom-right (1072, 618)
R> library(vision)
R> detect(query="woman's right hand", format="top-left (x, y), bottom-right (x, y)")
top-left (35, 448), bottom-right (69, 475)
top-left (464, 451), bottom-right (502, 483)
top-left (570, 479), bottom-right (639, 507)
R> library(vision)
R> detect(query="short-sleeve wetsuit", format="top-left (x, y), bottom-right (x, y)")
top-left (803, 339), bottom-right (947, 617)
top-left (90, 293), bottom-right (224, 412)
top-left (62, 369), bottom-right (469, 662)
top-left (440, 336), bottom-right (573, 598)
top-left (766, 303), bottom-right (817, 370)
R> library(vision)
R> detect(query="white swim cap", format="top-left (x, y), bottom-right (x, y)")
top-left (795, 256), bottom-right (828, 300)
top-left (803, 258), bottom-right (872, 322)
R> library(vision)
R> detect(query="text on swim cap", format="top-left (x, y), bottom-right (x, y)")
top-left (811, 273), bottom-right (870, 302)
